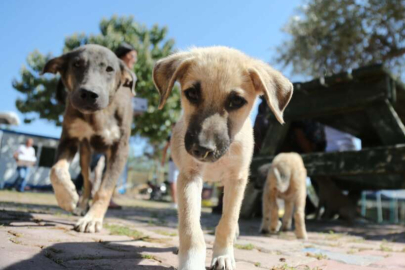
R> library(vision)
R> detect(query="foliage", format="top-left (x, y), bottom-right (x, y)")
top-left (276, 0), bottom-right (405, 78)
top-left (13, 15), bottom-right (180, 145)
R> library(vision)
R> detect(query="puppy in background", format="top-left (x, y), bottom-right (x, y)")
top-left (260, 153), bottom-right (308, 239)
top-left (153, 46), bottom-right (293, 270)
top-left (315, 177), bottom-right (358, 222)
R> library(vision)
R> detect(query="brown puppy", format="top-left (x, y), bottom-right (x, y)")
top-left (260, 153), bottom-right (308, 239)
top-left (153, 46), bottom-right (293, 270)
top-left (42, 44), bottom-right (136, 233)
top-left (315, 177), bottom-right (357, 222)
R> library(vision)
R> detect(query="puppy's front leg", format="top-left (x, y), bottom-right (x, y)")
top-left (177, 172), bottom-right (206, 270)
top-left (211, 177), bottom-right (247, 270)
top-left (260, 180), bottom-right (272, 234)
top-left (73, 140), bottom-right (91, 216)
top-left (294, 193), bottom-right (308, 240)
top-left (75, 139), bottom-right (128, 233)
top-left (50, 131), bottom-right (79, 212)
top-left (269, 191), bottom-right (280, 233)
top-left (281, 200), bottom-right (294, 232)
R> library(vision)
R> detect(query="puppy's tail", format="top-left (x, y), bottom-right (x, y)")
top-left (273, 166), bottom-right (290, 193)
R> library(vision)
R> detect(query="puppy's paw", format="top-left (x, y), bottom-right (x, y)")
top-left (270, 220), bottom-right (282, 233)
top-left (211, 247), bottom-right (235, 270)
top-left (295, 230), bottom-right (308, 240)
top-left (74, 214), bottom-right (103, 233)
top-left (280, 224), bottom-right (291, 232)
top-left (211, 254), bottom-right (235, 270)
top-left (73, 197), bottom-right (90, 216)
top-left (178, 248), bottom-right (206, 270)
top-left (73, 204), bottom-right (88, 217)
top-left (259, 228), bottom-right (270, 235)
top-left (50, 164), bottom-right (78, 212)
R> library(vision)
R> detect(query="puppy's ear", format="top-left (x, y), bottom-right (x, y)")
top-left (249, 61), bottom-right (293, 124)
top-left (153, 52), bottom-right (193, 109)
top-left (120, 60), bottom-right (137, 96)
top-left (41, 56), bottom-right (66, 75)
top-left (56, 79), bottom-right (67, 105)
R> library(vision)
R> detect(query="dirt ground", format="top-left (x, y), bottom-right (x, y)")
top-left (0, 190), bottom-right (404, 270)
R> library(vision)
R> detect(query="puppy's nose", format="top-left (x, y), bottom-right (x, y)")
top-left (79, 88), bottom-right (99, 104)
top-left (191, 144), bottom-right (215, 160)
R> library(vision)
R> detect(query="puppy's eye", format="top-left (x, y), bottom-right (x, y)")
top-left (227, 94), bottom-right (247, 110)
top-left (184, 83), bottom-right (201, 104)
top-left (73, 61), bottom-right (83, 68)
top-left (106, 66), bottom-right (114, 72)
top-left (185, 88), bottom-right (198, 101)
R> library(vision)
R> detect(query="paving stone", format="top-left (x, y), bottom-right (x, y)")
top-left (1, 191), bottom-right (405, 270)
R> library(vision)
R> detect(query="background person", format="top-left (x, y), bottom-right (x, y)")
top-left (115, 42), bottom-right (138, 69)
top-left (3, 138), bottom-right (36, 192)
top-left (161, 126), bottom-right (178, 209)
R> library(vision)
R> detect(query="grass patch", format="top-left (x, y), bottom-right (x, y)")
top-left (141, 254), bottom-right (161, 262)
top-left (325, 230), bottom-right (344, 241)
top-left (10, 238), bottom-right (22, 245)
top-left (349, 237), bottom-right (365, 243)
top-left (254, 262), bottom-right (261, 267)
top-left (154, 230), bottom-right (177, 237)
top-left (306, 252), bottom-right (328, 260)
top-left (380, 244), bottom-right (393, 252)
top-left (142, 237), bottom-right (171, 244)
top-left (141, 254), bottom-right (156, 260)
top-left (104, 224), bottom-right (144, 239)
top-left (380, 240), bottom-right (393, 252)
top-left (8, 230), bottom-right (22, 237)
top-left (347, 249), bottom-right (356, 254)
top-left (271, 264), bottom-right (298, 270)
top-left (234, 243), bottom-right (255, 250)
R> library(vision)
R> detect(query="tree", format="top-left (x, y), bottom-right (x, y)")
top-left (13, 15), bottom-right (180, 145)
top-left (276, 0), bottom-right (405, 78)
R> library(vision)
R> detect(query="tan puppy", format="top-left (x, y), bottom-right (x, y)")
top-left (260, 153), bottom-right (308, 239)
top-left (153, 47), bottom-right (293, 270)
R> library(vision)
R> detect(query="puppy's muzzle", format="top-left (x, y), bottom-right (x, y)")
top-left (189, 143), bottom-right (223, 163)
top-left (79, 88), bottom-right (99, 105)
top-left (74, 88), bottom-right (101, 112)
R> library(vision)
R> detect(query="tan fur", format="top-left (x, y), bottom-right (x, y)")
top-left (153, 46), bottom-right (293, 270)
top-left (260, 153), bottom-right (308, 240)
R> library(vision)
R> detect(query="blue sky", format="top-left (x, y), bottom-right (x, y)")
top-left (0, 0), bottom-right (302, 141)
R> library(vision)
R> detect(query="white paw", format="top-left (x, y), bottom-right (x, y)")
top-left (211, 248), bottom-right (235, 270)
top-left (50, 165), bottom-right (78, 212)
top-left (295, 231), bottom-right (308, 240)
top-left (178, 248), bottom-right (206, 270)
top-left (211, 254), bottom-right (235, 270)
top-left (74, 214), bottom-right (103, 233)
top-left (270, 220), bottom-right (282, 233)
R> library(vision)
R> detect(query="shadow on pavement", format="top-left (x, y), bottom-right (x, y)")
top-left (4, 240), bottom-right (176, 269)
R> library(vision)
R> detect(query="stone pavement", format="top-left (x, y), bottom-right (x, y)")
top-left (0, 190), bottom-right (404, 270)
